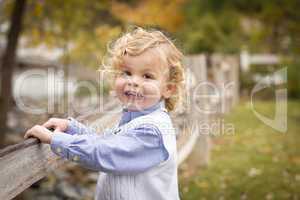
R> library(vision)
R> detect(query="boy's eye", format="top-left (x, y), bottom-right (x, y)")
top-left (121, 70), bottom-right (131, 77)
top-left (143, 73), bottom-right (155, 79)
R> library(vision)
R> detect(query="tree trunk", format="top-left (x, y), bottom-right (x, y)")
top-left (0, 0), bottom-right (27, 148)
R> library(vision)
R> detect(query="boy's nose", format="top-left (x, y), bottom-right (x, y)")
top-left (127, 76), bottom-right (140, 87)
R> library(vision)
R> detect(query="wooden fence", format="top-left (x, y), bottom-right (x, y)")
top-left (0, 54), bottom-right (240, 200)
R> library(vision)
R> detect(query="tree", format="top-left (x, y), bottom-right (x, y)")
top-left (178, 0), bottom-right (300, 55)
top-left (111, 0), bottom-right (186, 32)
top-left (0, 0), bottom-right (27, 147)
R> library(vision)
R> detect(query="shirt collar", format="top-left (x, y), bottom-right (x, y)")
top-left (118, 100), bottom-right (166, 126)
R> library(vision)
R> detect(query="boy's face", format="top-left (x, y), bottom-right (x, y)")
top-left (114, 48), bottom-right (174, 111)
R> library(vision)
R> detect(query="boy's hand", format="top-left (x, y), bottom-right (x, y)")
top-left (42, 118), bottom-right (69, 132)
top-left (24, 125), bottom-right (53, 144)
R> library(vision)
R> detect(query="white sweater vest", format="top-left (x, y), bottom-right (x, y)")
top-left (95, 108), bottom-right (180, 200)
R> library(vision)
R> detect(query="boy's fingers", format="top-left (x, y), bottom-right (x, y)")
top-left (54, 127), bottom-right (62, 132)
top-left (24, 127), bottom-right (36, 139)
top-left (24, 131), bottom-right (31, 139)
top-left (42, 121), bottom-right (52, 128)
top-left (24, 128), bottom-right (30, 137)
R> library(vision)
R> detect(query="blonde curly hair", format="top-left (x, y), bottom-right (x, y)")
top-left (101, 27), bottom-right (186, 112)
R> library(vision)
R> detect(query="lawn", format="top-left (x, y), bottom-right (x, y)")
top-left (179, 100), bottom-right (300, 200)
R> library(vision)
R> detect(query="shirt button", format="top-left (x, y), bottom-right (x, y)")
top-left (113, 128), bottom-right (121, 135)
top-left (56, 147), bottom-right (62, 153)
top-left (72, 155), bottom-right (80, 162)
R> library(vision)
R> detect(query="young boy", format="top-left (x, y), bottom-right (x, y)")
top-left (25, 27), bottom-right (186, 200)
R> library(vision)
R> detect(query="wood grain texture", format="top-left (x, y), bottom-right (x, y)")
top-left (0, 140), bottom-right (65, 200)
top-left (0, 112), bottom-right (119, 200)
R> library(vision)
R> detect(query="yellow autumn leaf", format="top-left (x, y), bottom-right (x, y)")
top-left (111, 0), bottom-right (186, 32)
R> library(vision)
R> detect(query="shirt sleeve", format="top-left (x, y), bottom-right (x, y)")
top-left (50, 123), bottom-right (169, 174)
top-left (65, 117), bottom-right (97, 135)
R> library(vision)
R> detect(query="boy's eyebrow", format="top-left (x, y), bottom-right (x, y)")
top-left (120, 64), bottom-right (158, 75)
top-left (119, 64), bottom-right (130, 69)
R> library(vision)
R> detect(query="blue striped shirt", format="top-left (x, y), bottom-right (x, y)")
top-left (50, 101), bottom-right (169, 174)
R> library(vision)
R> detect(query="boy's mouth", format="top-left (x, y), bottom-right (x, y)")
top-left (124, 90), bottom-right (144, 100)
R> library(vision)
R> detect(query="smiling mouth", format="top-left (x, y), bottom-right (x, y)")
top-left (124, 91), bottom-right (144, 99)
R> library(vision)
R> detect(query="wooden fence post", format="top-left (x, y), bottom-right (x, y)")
top-left (182, 54), bottom-right (211, 167)
top-left (211, 55), bottom-right (239, 113)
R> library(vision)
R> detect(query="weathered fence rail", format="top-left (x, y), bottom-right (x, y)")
top-left (0, 54), bottom-right (240, 200)
top-left (0, 101), bottom-right (118, 200)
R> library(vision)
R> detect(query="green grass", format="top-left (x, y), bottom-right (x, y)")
top-left (179, 100), bottom-right (300, 200)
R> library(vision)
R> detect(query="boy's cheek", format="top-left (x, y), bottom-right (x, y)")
top-left (145, 86), bottom-right (163, 99)
top-left (114, 81), bottom-right (124, 95)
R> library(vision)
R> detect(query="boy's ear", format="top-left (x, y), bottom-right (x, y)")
top-left (163, 83), bottom-right (177, 99)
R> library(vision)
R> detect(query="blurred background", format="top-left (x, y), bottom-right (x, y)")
top-left (0, 0), bottom-right (299, 199)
